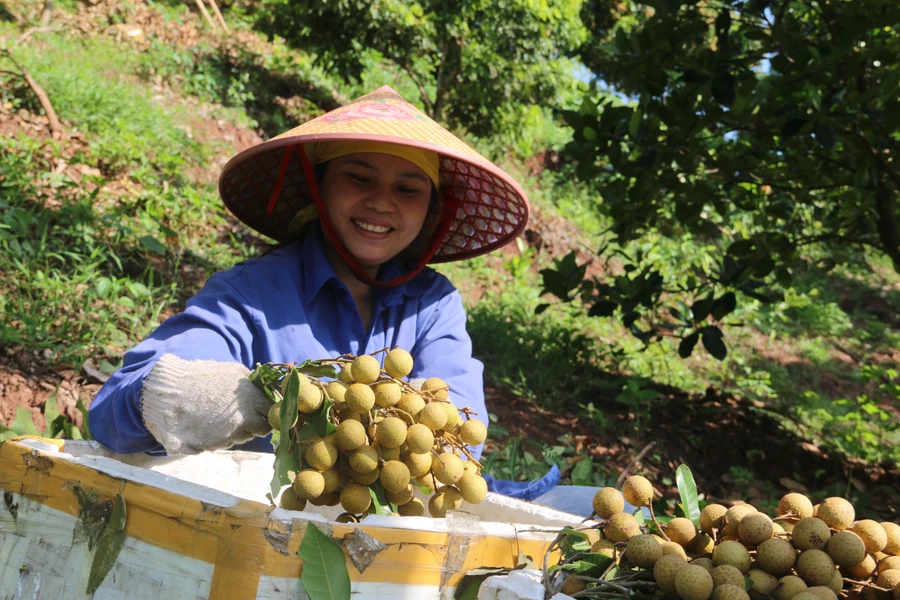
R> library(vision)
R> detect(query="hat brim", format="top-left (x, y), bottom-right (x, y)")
top-left (218, 89), bottom-right (529, 263)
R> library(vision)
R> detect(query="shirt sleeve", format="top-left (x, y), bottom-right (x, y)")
top-left (409, 288), bottom-right (487, 460)
top-left (88, 271), bottom-right (259, 454)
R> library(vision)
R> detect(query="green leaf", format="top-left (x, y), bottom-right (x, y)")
top-left (76, 398), bottom-right (92, 440)
top-left (700, 327), bottom-right (728, 360)
top-left (298, 523), bottom-right (351, 600)
top-left (678, 333), bottom-right (699, 358)
top-left (570, 457), bottom-right (594, 486)
top-left (278, 369), bottom-right (301, 455)
top-left (675, 464), bottom-right (701, 528)
top-left (711, 292), bottom-right (737, 321)
top-left (270, 443), bottom-right (301, 501)
top-left (42, 386), bottom-right (61, 437)
top-left (86, 493), bottom-right (127, 594)
top-left (138, 235), bottom-right (167, 255)
top-left (368, 483), bottom-right (392, 517)
top-left (296, 360), bottom-right (339, 379)
top-left (307, 397), bottom-right (337, 438)
top-left (10, 406), bottom-right (38, 436)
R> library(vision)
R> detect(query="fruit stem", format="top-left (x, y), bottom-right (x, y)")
top-left (648, 504), bottom-right (670, 541)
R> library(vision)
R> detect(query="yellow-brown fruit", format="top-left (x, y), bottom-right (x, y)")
top-left (321, 468), bottom-right (341, 494)
top-left (692, 558), bottom-right (716, 573)
top-left (306, 437), bottom-right (338, 471)
top-left (827, 530), bottom-right (867, 568)
top-left (350, 466), bottom-right (381, 485)
top-left (340, 483), bottom-right (372, 514)
top-left (654, 555), bottom-right (689, 596)
top-left (792, 592), bottom-right (825, 600)
top-left (772, 575), bottom-right (807, 600)
top-left (582, 528), bottom-right (601, 547)
top-left (817, 498), bottom-right (855, 530)
top-left (351, 355), bottom-right (381, 384)
top-left (380, 460), bottom-right (411, 493)
top-left (459, 419), bottom-right (488, 446)
top-left (853, 521), bottom-right (889, 554)
top-left (375, 416), bottom-right (407, 449)
top-left (280, 488), bottom-right (307, 511)
top-left (779, 493), bottom-right (815, 520)
top-left (772, 522), bottom-right (785, 535)
top-left (415, 474), bottom-right (437, 493)
top-left (349, 445), bottom-right (380, 473)
top-left (443, 403), bottom-right (461, 433)
top-left (593, 539), bottom-right (617, 559)
top-left (675, 564), bottom-right (714, 600)
top-left (739, 512), bottom-right (774, 547)
top-left (664, 541), bottom-right (690, 559)
top-left (843, 554), bottom-right (876, 579)
top-left (747, 568), bottom-right (779, 600)
top-left (882, 522), bottom-right (900, 555)
top-left (335, 419), bottom-right (368, 452)
top-left (711, 584), bottom-right (750, 600)
top-left (701, 504), bottom-right (728, 535)
top-left (622, 475), bottom-right (654, 507)
top-left (338, 365), bottom-right (355, 383)
top-left (606, 512), bottom-right (641, 543)
top-left (627, 534), bottom-right (663, 568)
top-left (828, 569), bottom-right (844, 596)
top-left (462, 460), bottom-right (479, 477)
top-left (345, 383), bottom-right (376, 413)
top-left (418, 402), bottom-right (448, 431)
top-left (335, 512), bottom-right (358, 523)
top-left (713, 540), bottom-right (752, 574)
top-left (297, 385), bottom-right (324, 413)
top-left (593, 487), bottom-right (626, 519)
top-left (398, 497), bottom-right (425, 517)
top-left (420, 377), bottom-right (449, 401)
top-left (432, 452), bottom-right (464, 485)
top-left (386, 484), bottom-right (414, 506)
top-left (405, 423), bottom-right (435, 454)
top-left (723, 504), bottom-right (758, 538)
top-left (807, 586), bottom-right (838, 600)
top-left (325, 381), bottom-right (348, 403)
top-left (711, 564), bottom-right (745, 588)
top-left (397, 392), bottom-right (425, 417)
top-left (797, 549), bottom-right (837, 586)
top-left (667, 518), bottom-right (699, 547)
top-left (877, 570), bottom-right (900, 591)
top-left (793, 518), bottom-right (833, 551)
top-left (561, 576), bottom-right (587, 596)
top-left (292, 469), bottom-right (325, 500)
top-left (384, 348), bottom-right (413, 379)
top-left (268, 402), bottom-right (293, 431)
top-left (403, 451), bottom-right (432, 478)
top-left (373, 382), bottom-right (402, 408)
top-left (756, 537), bottom-right (796, 576)
top-left (428, 485), bottom-right (462, 518)
top-left (457, 473), bottom-right (488, 504)
top-left (687, 533), bottom-right (716, 555)
top-left (881, 556), bottom-right (900, 574)
top-left (379, 444), bottom-right (401, 461)
top-left (309, 491), bottom-right (336, 507)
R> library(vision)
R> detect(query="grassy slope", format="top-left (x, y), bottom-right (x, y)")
top-left (1, 0), bottom-right (898, 501)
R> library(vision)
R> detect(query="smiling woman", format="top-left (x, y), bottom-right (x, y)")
top-left (86, 86), bottom-right (547, 501)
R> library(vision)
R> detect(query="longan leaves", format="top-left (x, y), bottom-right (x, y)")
top-left (675, 464), bottom-right (701, 528)
top-left (296, 360), bottom-right (339, 380)
top-left (268, 368), bottom-right (302, 500)
top-left (298, 523), bottom-right (351, 600)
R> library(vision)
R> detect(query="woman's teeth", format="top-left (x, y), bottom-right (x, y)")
top-left (353, 220), bottom-right (391, 234)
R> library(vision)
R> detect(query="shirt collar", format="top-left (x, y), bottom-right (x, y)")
top-left (300, 226), bottom-right (438, 305)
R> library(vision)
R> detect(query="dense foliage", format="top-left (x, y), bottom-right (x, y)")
top-left (251, 0), bottom-right (587, 137)
top-left (544, 0), bottom-right (900, 357)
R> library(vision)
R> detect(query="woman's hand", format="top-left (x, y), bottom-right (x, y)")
top-left (140, 354), bottom-right (272, 455)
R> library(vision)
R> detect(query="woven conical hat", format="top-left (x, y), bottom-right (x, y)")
top-left (219, 86), bottom-right (529, 263)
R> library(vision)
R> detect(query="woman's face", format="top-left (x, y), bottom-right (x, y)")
top-left (319, 152), bottom-right (433, 270)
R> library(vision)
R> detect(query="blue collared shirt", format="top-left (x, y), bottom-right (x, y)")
top-left (89, 227), bottom-right (486, 456)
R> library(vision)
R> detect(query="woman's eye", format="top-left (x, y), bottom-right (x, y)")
top-left (398, 187), bottom-right (423, 196)
top-left (348, 173), bottom-right (370, 183)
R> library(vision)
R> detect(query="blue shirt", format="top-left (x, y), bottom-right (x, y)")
top-left (89, 227), bottom-right (486, 456)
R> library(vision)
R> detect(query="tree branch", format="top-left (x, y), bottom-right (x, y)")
top-left (385, 52), bottom-right (433, 115)
top-left (0, 49), bottom-right (62, 136)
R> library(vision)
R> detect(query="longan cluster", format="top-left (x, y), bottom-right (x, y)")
top-left (559, 478), bottom-right (900, 600)
top-left (265, 349), bottom-right (489, 521)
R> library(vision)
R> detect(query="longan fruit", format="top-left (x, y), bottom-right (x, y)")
top-left (428, 485), bottom-right (462, 517)
top-left (374, 416), bottom-right (407, 449)
top-left (593, 487), bottom-right (625, 519)
top-left (351, 355), bottom-right (381, 384)
top-left (457, 473), bottom-right (488, 504)
top-left (344, 383), bottom-right (375, 413)
top-left (340, 483), bottom-right (372, 514)
top-left (432, 452), bottom-right (464, 485)
top-left (418, 402), bottom-right (448, 431)
top-left (349, 445), bottom-right (379, 473)
top-left (398, 497), bottom-right (425, 516)
top-left (384, 348), bottom-right (413, 379)
top-left (403, 451), bottom-right (433, 478)
top-left (459, 419), bottom-right (488, 446)
top-left (622, 475), bottom-right (654, 507)
top-left (373, 382), bottom-right (402, 408)
top-left (397, 392), bottom-right (425, 417)
top-left (292, 469), bottom-right (325, 500)
top-left (380, 460), bottom-right (411, 493)
top-left (405, 423), bottom-right (435, 454)
top-left (335, 419), bottom-right (368, 452)
top-left (420, 377), bottom-right (449, 400)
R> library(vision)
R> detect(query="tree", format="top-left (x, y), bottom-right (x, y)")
top-left (542, 0), bottom-right (900, 358)
top-left (252, 0), bottom-right (586, 137)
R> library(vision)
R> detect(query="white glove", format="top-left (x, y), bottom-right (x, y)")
top-left (141, 353), bottom-right (272, 455)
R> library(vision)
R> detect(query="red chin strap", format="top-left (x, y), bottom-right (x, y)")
top-left (265, 145), bottom-right (458, 289)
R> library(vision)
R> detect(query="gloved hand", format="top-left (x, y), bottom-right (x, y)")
top-left (141, 353), bottom-right (272, 455)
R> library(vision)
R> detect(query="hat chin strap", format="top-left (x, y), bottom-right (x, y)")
top-left (285, 145), bottom-right (457, 289)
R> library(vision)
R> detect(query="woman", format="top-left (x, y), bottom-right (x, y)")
top-left (89, 86), bottom-right (531, 466)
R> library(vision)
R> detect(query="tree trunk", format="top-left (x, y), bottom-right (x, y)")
top-left (40, 0), bottom-right (53, 26)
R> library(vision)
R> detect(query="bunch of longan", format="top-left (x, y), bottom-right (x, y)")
top-left (556, 476), bottom-right (900, 600)
top-left (263, 348), bottom-right (489, 521)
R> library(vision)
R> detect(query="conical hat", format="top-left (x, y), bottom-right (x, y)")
top-left (218, 86), bottom-right (529, 263)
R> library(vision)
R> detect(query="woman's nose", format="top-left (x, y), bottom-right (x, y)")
top-left (364, 186), bottom-right (396, 212)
